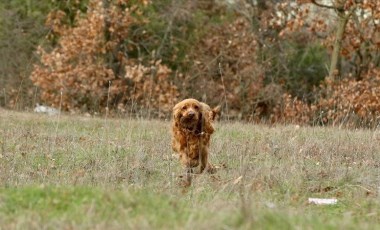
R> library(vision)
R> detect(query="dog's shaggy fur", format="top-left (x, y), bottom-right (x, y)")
top-left (171, 98), bottom-right (220, 173)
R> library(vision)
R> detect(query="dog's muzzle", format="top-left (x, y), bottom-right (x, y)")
top-left (180, 111), bottom-right (197, 126)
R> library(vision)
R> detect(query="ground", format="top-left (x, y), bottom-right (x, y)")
top-left (0, 109), bottom-right (380, 229)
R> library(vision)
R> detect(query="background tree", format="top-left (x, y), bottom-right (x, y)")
top-left (0, 1), bottom-right (49, 109)
top-left (30, 0), bottom-right (177, 117)
top-left (0, 0), bottom-right (88, 109)
top-left (281, 0), bottom-right (380, 126)
top-left (1, 0), bottom-right (379, 126)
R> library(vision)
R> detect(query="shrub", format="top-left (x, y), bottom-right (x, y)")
top-left (30, 0), bottom-right (177, 116)
top-left (314, 67), bottom-right (380, 127)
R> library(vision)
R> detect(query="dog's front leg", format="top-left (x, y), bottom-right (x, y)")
top-left (200, 147), bottom-right (216, 174)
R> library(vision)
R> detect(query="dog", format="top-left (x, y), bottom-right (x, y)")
top-left (171, 98), bottom-right (220, 174)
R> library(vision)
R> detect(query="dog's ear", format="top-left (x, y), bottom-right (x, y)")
top-left (210, 105), bottom-right (221, 121)
top-left (172, 104), bottom-right (182, 126)
top-left (199, 107), bottom-right (214, 134)
top-left (195, 111), bottom-right (204, 133)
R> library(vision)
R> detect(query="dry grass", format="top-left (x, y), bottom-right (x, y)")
top-left (1, 109), bottom-right (380, 229)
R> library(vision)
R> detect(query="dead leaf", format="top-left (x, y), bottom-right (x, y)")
top-left (233, 176), bottom-right (243, 185)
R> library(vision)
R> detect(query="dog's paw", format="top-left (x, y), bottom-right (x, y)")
top-left (206, 165), bottom-right (217, 174)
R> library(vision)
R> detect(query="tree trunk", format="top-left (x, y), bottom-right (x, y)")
top-left (327, 0), bottom-right (356, 82)
top-left (328, 11), bottom-right (350, 82)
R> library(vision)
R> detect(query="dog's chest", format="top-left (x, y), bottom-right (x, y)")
top-left (178, 132), bottom-right (210, 155)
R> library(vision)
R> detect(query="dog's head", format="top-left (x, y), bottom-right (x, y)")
top-left (173, 98), bottom-right (203, 131)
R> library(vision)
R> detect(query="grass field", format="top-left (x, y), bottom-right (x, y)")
top-left (1, 109), bottom-right (380, 229)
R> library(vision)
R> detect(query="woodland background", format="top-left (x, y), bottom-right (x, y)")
top-left (0, 0), bottom-right (379, 127)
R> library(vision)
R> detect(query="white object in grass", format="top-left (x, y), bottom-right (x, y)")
top-left (34, 104), bottom-right (59, 116)
top-left (308, 198), bottom-right (337, 205)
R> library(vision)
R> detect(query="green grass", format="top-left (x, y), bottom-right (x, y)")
top-left (1, 109), bottom-right (380, 229)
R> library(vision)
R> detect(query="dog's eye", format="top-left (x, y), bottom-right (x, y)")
top-left (182, 106), bottom-right (187, 110)
top-left (194, 105), bottom-right (199, 110)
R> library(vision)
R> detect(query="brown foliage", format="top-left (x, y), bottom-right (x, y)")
top-left (27, 0), bottom-right (380, 126)
top-left (123, 61), bottom-right (178, 117)
top-left (271, 93), bottom-right (312, 124)
top-left (271, 0), bottom-right (380, 126)
top-left (31, 0), bottom-right (177, 116)
top-left (182, 17), bottom-right (267, 119)
top-left (315, 67), bottom-right (380, 127)
top-left (272, 67), bottom-right (380, 127)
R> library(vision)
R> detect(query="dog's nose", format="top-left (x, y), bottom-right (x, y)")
top-left (188, 111), bottom-right (195, 117)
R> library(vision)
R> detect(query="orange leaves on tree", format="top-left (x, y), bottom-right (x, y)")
top-left (31, 0), bottom-right (177, 116)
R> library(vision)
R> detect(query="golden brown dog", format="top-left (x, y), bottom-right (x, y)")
top-left (171, 98), bottom-right (220, 173)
